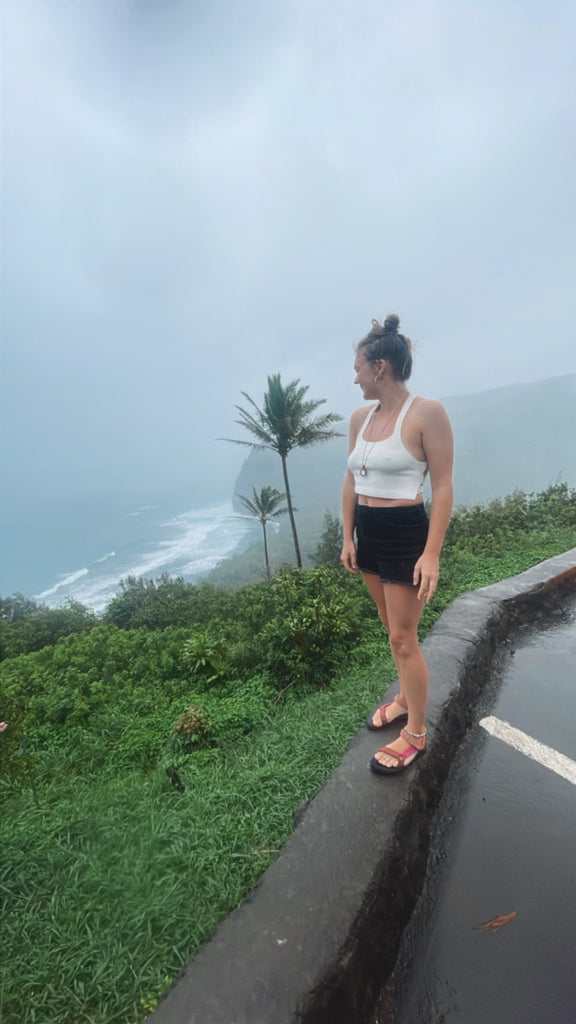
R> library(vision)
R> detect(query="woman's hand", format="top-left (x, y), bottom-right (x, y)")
top-left (340, 539), bottom-right (359, 574)
top-left (413, 552), bottom-right (439, 603)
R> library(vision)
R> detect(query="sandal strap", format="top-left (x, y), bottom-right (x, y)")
top-left (376, 695), bottom-right (408, 722)
top-left (377, 743), bottom-right (417, 766)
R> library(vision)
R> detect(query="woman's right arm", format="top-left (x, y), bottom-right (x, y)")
top-left (341, 411), bottom-right (362, 573)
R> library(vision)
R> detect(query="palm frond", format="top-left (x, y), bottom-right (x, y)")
top-left (236, 486), bottom-right (288, 522)
top-left (233, 403), bottom-right (279, 451)
top-left (293, 427), bottom-right (343, 449)
top-left (218, 437), bottom-right (269, 450)
top-left (235, 495), bottom-right (260, 518)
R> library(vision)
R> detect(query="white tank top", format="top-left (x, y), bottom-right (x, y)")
top-left (347, 394), bottom-right (428, 500)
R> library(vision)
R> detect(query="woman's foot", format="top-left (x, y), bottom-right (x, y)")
top-left (370, 726), bottom-right (426, 774)
top-left (366, 694), bottom-right (408, 730)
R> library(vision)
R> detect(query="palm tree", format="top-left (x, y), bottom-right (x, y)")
top-left (224, 375), bottom-right (343, 567)
top-left (236, 486), bottom-right (288, 579)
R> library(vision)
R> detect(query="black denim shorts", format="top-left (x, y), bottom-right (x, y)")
top-left (355, 503), bottom-right (429, 586)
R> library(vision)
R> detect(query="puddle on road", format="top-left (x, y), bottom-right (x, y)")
top-left (390, 612), bottom-right (576, 1024)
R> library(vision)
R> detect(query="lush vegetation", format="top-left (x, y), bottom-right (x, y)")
top-left (1, 485), bottom-right (575, 1024)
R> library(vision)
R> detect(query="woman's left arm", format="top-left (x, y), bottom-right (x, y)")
top-left (414, 401), bottom-right (454, 603)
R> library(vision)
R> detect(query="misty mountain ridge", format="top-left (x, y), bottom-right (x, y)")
top-left (233, 374), bottom-right (576, 513)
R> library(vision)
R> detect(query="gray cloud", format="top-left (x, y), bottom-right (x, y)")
top-left (2, 0), bottom-right (575, 502)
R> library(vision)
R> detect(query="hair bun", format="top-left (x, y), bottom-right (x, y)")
top-left (383, 313), bottom-right (400, 333)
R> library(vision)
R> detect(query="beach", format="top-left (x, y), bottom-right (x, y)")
top-left (0, 493), bottom-right (256, 612)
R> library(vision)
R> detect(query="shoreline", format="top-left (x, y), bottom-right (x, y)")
top-left (2, 497), bottom-right (258, 610)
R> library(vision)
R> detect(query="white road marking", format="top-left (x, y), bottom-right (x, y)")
top-left (479, 716), bottom-right (576, 786)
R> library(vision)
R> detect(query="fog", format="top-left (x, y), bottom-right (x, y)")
top-left (2, 0), bottom-right (575, 503)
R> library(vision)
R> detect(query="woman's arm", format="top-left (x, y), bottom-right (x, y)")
top-left (414, 401), bottom-right (454, 602)
top-left (340, 409), bottom-right (364, 573)
top-left (341, 470), bottom-right (359, 573)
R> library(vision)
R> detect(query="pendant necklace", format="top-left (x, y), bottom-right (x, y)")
top-left (359, 399), bottom-right (405, 477)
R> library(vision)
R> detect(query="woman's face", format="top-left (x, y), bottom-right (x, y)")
top-left (353, 350), bottom-right (380, 399)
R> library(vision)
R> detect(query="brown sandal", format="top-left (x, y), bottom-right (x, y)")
top-left (365, 694), bottom-right (408, 731)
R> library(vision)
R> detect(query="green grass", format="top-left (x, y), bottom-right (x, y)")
top-left (0, 657), bottom-right (393, 1024)
top-left (1, 494), bottom-right (575, 1024)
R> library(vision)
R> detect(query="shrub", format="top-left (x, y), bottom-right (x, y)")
top-left (0, 599), bottom-right (97, 660)
top-left (258, 567), bottom-right (355, 689)
top-left (311, 511), bottom-right (344, 568)
top-left (181, 631), bottom-right (229, 683)
top-left (173, 705), bottom-right (212, 743)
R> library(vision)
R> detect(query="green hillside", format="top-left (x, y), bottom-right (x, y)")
top-left (443, 373), bottom-right (576, 504)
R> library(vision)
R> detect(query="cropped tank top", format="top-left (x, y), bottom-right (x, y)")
top-left (347, 394), bottom-right (428, 500)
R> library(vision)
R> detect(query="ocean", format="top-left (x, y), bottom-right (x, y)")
top-left (0, 494), bottom-right (257, 612)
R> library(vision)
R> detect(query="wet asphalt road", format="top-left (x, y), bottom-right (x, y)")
top-left (391, 608), bottom-right (576, 1024)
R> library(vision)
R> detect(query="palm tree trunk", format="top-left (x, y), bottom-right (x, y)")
top-left (262, 522), bottom-right (271, 580)
top-left (281, 455), bottom-right (302, 567)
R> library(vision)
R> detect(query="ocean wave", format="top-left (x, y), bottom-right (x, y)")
top-left (35, 567), bottom-right (90, 601)
top-left (118, 504), bottom-right (255, 583)
top-left (95, 551), bottom-right (116, 563)
top-left (128, 504), bottom-right (159, 517)
top-left (37, 501), bottom-right (256, 612)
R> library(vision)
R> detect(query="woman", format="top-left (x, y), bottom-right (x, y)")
top-left (341, 314), bottom-right (454, 774)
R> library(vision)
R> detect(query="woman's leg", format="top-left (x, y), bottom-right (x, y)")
top-left (371, 581), bottom-right (428, 768)
top-left (361, 571), bottom-right (390, 629)
top-left (362, 572), bottom-right (410, 728)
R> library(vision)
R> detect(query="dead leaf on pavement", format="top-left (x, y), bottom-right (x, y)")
top-left (474, 911), bottom-right (518, 933)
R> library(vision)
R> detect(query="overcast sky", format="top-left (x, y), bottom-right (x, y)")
top-left (2, 0), bottom-right (575, 504)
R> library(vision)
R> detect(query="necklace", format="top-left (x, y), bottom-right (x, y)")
top-left (359, 399), bottom-right (405, 477)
